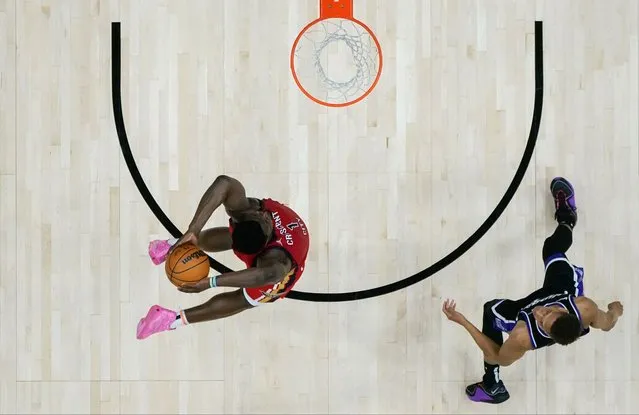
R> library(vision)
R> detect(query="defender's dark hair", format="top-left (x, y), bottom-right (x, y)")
top-left (232, 220), bottom-right (268, 254)
top-left (549, 313), bottom-right (582, 345)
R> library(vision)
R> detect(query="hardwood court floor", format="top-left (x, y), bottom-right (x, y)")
top-left (0, 0), bottom-right (637, 413)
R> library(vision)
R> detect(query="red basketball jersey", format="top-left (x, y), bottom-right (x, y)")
top-left (229, 198), bottom-right (310, 279)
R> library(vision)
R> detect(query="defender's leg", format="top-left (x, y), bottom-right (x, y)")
top-left (543, 177), bottom-right (583, 295)
top-left (465, 299), bottom-right (516, 404)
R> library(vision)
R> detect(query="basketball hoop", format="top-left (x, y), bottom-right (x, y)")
top-left (290, 0), bottom-right (383, 107)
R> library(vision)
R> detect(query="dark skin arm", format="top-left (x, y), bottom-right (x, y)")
top-left (178, 248), bottom-right (293, 293)
top-left (188, 175), bottom-right (251, 234)
top-left (196, 227), bottom-right (233, 252)
top-left (170, 175), bottom-right (252, 250)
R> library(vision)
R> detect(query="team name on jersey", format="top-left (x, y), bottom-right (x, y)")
top-left (521, 292), bottom-right (567, 310)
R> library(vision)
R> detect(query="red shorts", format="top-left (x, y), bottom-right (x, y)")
top-left (242, 266), bottom-right (302, 306)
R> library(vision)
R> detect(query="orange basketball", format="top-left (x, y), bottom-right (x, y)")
top-left (164, 243), bottom-right (210, 287)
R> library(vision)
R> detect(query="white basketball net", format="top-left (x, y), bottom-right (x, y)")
top-left (293, 18), bottom-right (380, 105)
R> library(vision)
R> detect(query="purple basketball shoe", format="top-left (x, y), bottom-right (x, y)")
top-left (465, 381), bottom-right (510, 404)
top-left (550, 177), bottom-right (578, 227)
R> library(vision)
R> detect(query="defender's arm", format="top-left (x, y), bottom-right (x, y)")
top-left (457, 319), bottom-right (528, 367)
top-left (494, 332), bottom-right (529, 366)
top-left (580, 297), bottom-right (623, 332)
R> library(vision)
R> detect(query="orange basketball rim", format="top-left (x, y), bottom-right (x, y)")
top-left (290, 0), bottom-right (383, 107)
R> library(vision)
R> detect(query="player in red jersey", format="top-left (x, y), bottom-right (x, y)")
top-left (136, 175), bottom-right (310, 340)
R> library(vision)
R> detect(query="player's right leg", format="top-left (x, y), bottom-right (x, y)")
top-left (543, 177), bottom-right (577, 265)
top-left (148, 227), bottom-right (232, 265)
top-left (542, 177), bottom-right (583, 295)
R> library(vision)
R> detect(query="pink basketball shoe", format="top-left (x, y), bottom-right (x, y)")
top-left (148, 239), bottom-right (171, 265)
top-left (136, 305), bottom-right (176, 340)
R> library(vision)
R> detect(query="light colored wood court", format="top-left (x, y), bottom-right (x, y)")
top-left (1, 0), bottom-right (638, 413)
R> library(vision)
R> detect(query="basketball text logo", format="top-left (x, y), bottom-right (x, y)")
top-left (182, 251), bottom-right (206, 264)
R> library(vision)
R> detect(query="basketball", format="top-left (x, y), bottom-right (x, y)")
top-left (164, 243), bottom-right (210, 287)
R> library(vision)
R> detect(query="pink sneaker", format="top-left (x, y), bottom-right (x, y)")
top-left (148, 239), bottom-right (171, 265)
top-left (136, 305), bottom-right (176, 340)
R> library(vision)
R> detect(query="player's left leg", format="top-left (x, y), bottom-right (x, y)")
top-left (136, 289), bottom-right (253, 340)
top-left (542, 177), bottom-right (584, 295)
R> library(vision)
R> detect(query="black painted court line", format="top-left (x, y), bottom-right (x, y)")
top-left (111, 21), bottom-right (544, 302)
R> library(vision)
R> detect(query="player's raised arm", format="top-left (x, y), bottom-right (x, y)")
top-left (580, 297), bottom-right (623, 332)
top-left (187, 175), bottom-right (251, 235)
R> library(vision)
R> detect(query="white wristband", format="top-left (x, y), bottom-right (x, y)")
top-left (209, 275), bottom-right (217, 288)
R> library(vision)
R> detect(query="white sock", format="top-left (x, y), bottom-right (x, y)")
top-left (167, 237), bottom-right (178, 246)
top-left (169, 310), bottom-right (188, 329)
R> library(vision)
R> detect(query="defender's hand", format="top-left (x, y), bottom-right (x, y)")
top-left (177, 277), bottom-right (211, 294)
top-left (607, 301), bottom-right (624, 317)
top-left (442, 299), bottom-right (467, 324)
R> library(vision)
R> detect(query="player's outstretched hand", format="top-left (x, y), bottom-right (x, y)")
top-left (177, 277), bottom-right (210, 294)
top-left (442, 299), bottom-right (467, 324)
